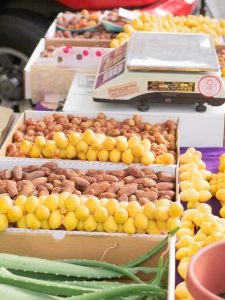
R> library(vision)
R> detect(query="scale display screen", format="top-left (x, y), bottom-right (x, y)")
top-left (148, 81), bottom-right (195, 92)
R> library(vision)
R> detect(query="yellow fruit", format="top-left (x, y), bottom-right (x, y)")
top-left (69, 132), bottom-right (82, 146)
top-left (103, 216), bottom-right (118, 233)
top-left (35, 136), bottom-right (46, 148)
top-left (75, 205), bottom-right (89, 221)
top-left (166, 217), bottom-right (181, 231)
top-left (216, 189), bottom-right (225, 202)
top-left (77, 220), bottom-right (84, 231)
top-left (58, 148), bottom-right (67, 159)
top-left (24, 196), bottom-right (39, 213)
top-left (157, 220), bottom-right (167, 232)
top-left (141, 152), bottom-right (155, 165)
top-left (44, 194), bottom-right (59, 212)
top-left (187, 242), bottom-right (202, 257)
top-left (123, 24), bottom-right (134, 35)
top-left (169, 202), bottom-right (183, 218)
top-left (134, 213), bottom-right (148, 230)
top-left (117, 224), bottom-right (124, 233)
top-left (41, 219), bottom-right (49, 229)
top-left (86, 147), bottom-right (98, 161)
top-left (91, 138), bottom-right (103, 150)
top-left (197, 160), bottom-right (206, 169)
top-left (96, 223), bottom-right (104, 232)
top-left (176, 228), bottom-right (194, 238)
top-left (202, 212), bottom-right (215, 223)
top-left (117, 32), bottom-right (129, 40)
top-left (132, 145), bottom-right (145, 157)
top-left (65, 194), bottom-right (80, 212)
top-left (17, 216), bottom-right (27, 229)
top-left (20, 140), bottom-right (32, 155)
top-left (185, 188), bottom-right (199, 203)
top-left (127, 201), bottom-right (141, 218)
top-left (198, 190), bottom-right (212, 202)
top-left (64, 212), bottom-right (78, 231)
top-left (105, 199), bottom-right (120, 215)
top-left (66, 144), bottom-right (77, 158)
top-left (220, 206), bottom-right (225, 218)
top-left (186, 147), bottom-right (197, 155)
top-left (122, 149), bottom-right (134, 164)
top-left (94, 206), bottom-right (108, 223)
top-left (193, 213), bottom-right (204, 227)
top-left (54, 134), bottom-right (69, 149)
top-left (98, 149), bottom-right (109, 162)
top-left (15, 195), bottom-right (27, 212)
top-left (42, 147), bottom-right (53, 158)
top-left (99, 198), bottom-right (108, 206)
top-left (201, 222), bottom-right (211, 235)
top-left (0, 213), bottom-right (8, 231)
top-left (49, 210), bottom-right (62, 229)
top-left (45, 140), bottom-right (57, 153)
top-left (26, 213), bottom-right (41, 229)
top-left (176, 247), bottom-right (188, 261)
top-left (176, 236), bottom-right (194, 249)
top-left (30, 145), bottom-right (42, 158)
top-left (128, 136), bottom-right (140, 149)
top-left (77, 152), bottom-right (87, 160)
top-left (133, 156), bottom-right (141, 163)
top-left (179, 172), bottom-right (189, 181)
top-left (114, 208), bottom-right (128, 224)
top-left (182, 209), bottom-right (197, 221)
top-left (146, 220), bottom-right (161, 234)
top-left (83, 129), bottom-right (95, 145)
top-left (140, 139), bottom-right (151, 151)
top-left (209, 221), bottom-right (224, 234)
top-left (58, 192), bottom-right (70, 209)
top-left (36, 205), bottom-right (50, 220)
top-left (110, 39), bottom-right (120, 48)
top-left (197, 203), bottom-right (212, 214)
top-left (86, 196), bottom-right (100, 213)
top-left (178, 261), bottom-right (189, 279)
top-left (103, 137), bottom-right (116, 151)
top-left (0, 195), bottom-right (13, 213)
top-left (142, 202), bottom-right (156, 219)
top-left (156, 153), bottom-right (174, 165)
top-left (109, 149), bottom-right (121, 163)
top-left (39, 195), bottom-right (48, 205)
top-left (116, 136), bottom-right (128, 152)
top-left (7, 206), bottom-right (23, 223)
top-left (179, 153), bottom-right (193, 164)
top-left (179, 180), bottom-right (192, 191)
top-left (156, 199), bottom-right (171, 208)
top-left (76, 141), bottom-right (88, 153)
top-left (194, 233), bottom-right (207, 243)
top-left (175, 281), bottom-right (189, 299)
top-left (123, 217), bottom-right (136, 234)
top-left (154, 206), bottom-right (169, 222)
top-left (181, 220), bottom-right (193, 229)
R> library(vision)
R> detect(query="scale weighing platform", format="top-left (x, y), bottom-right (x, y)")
top-left (93, 32), bottom-right (225, 112)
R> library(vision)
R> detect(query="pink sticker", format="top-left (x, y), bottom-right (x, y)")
top-left (198, 76), bottom-right (221, 98)
top-left (96, 50), bottom-right (102, 57)
top-left (63, 46), bottom-right (72, 54)
top-left (83, 50), bottom-right (89, 56)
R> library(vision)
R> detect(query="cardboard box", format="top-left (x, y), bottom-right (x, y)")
top-left (45, 15), bottom-right (111, 48)
top-left (0, 110), bottom-right (180, 164)
top-left (0, 230), bottom-right (175, 299)
top-left (24, 38), bottom-right (111, 101)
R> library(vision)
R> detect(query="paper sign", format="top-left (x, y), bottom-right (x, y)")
top-left (118, 8), bottom-right (140, 20)
top-left (108, 81), bottom-right (139, 99)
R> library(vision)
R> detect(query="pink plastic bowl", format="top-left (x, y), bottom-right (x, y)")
top-left (186, 240), bottom-right (225, 300)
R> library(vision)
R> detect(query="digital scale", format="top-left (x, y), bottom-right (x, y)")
top-left (93, 32), bottom-right (225, 112)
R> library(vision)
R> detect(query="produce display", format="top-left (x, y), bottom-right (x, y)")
top-left (6, 113), bottom-right (177, 165)
top-left (56, 10), bottom-right (101, 31)
top-left (0, 192), bottom-right (182, 233)
top-left (218, 48), bottom-right (225, 77)
top-left (0, 231), bottom-right (177, 299)
top-left (0, 163), bottom-right (176, 201)
top-left (102, 9), bottom-right (132, 28)
top-left (110, 14), bottom-right (225, 48)
top-left (55, 25), bottom-right (117, 40)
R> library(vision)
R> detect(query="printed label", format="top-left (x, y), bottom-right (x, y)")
top-left (108, 81), bottom-right (139, 99)
top-left (198, 76), bottom-right (221, 97)
top-left (148, 81), bottom-right (195, 92)
top-left (95, 60), bottom-right (125, 89)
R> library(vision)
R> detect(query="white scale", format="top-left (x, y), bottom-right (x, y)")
top-left (93, 32), bottom-right (225, 112)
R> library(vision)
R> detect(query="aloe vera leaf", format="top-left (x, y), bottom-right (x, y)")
top-left (0, 283), bottom-right (59, 300)
top-left (123, 228), bottom-right (179, 268)
top-left (66, 284), bottom-right (166, 300)
top-left (0, 254), bottom-right (124, 279)
top-left (62, 280), bottom-right (127, 289)
top-left (61, 260), bottom-right (157, 275)
top-left (57, 259), bottom-right (143, 284)
top-left (0, 268), bottom-right (97, 296)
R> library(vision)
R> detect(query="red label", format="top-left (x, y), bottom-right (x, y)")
top-left (198, 76), bottom-right (221, 98)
